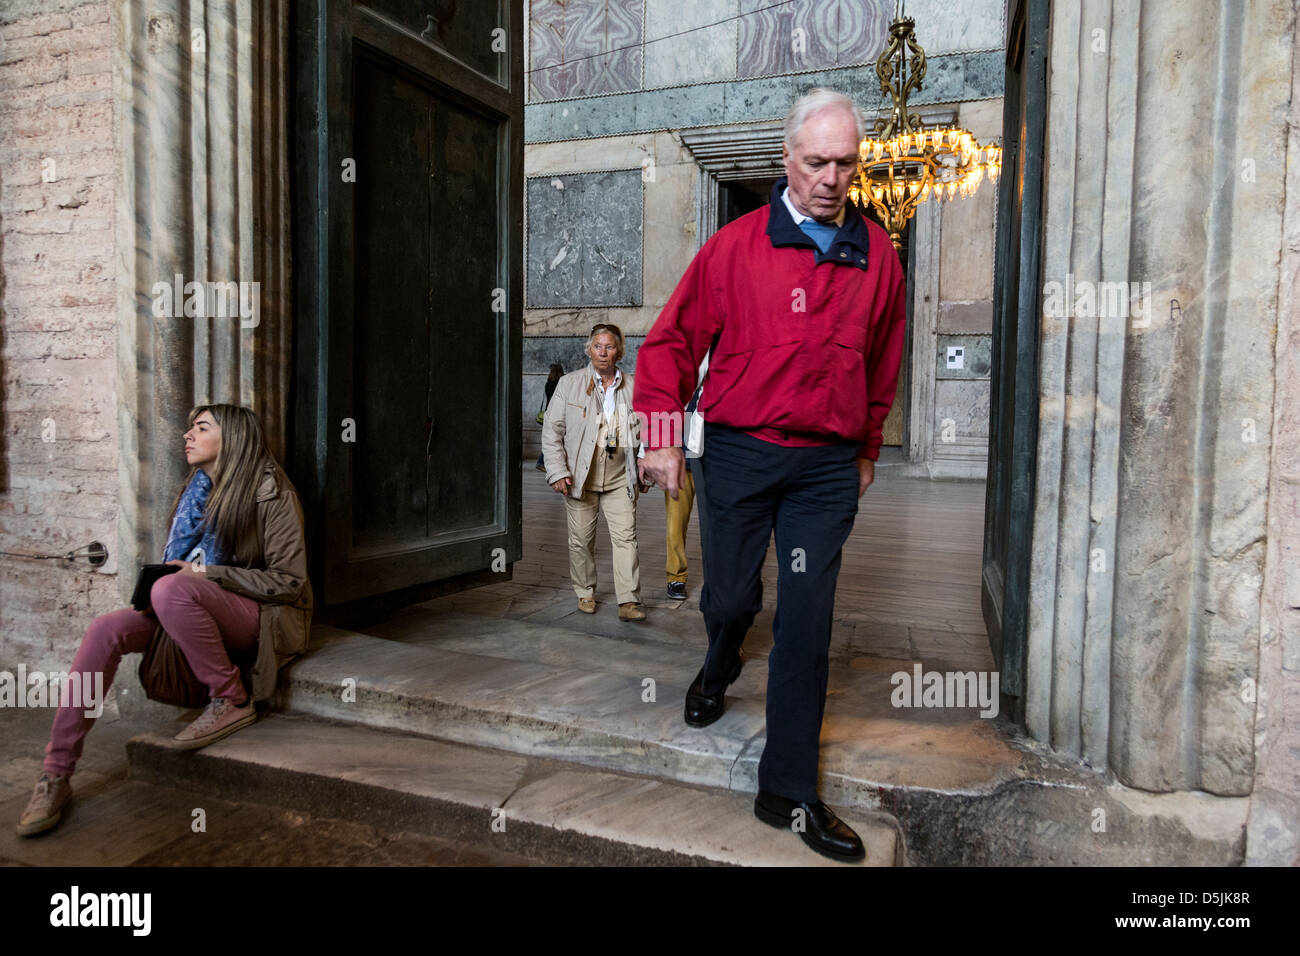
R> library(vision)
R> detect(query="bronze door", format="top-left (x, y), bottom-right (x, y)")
top-left (292, 0), bottom-right (523, 604)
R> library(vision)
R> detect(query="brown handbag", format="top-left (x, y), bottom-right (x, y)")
top-left (138, 623), bottom-right (210, 709)
top-left (138, 621), bottom-right (259, 708)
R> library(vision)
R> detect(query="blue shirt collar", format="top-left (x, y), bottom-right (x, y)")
top-left (765, 177), bottom-right (871, 269)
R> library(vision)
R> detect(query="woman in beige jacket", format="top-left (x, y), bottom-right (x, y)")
top-left (542, 324), bottom-right (647, 622)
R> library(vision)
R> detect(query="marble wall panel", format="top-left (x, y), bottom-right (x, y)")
top-left (913, 52), bottom-right (965, 104)
top-left (526, 131), bottom-right (659, 173)
top-left (526, 170), bottom-right (644, 307)
top-left (937, 301), bottom-right (993, 334)
top-left (529, 0), bottom-right (643, 101)
top-left (934, 379), bottom-right (990, 441)
top-left (543, 91), bottom-right (642, 139)
top-left (524, 53), bottom-right (1004, 140)
top-left (962, 49), bottom-right (1005, 99)
top-left (737, 0), bottom-right (836, 75)
top-left (525, 304), bottom-right (664, 336)
top-left (633, 82), bottom-right (729, 133)
top-left (939, 177), bottom-right (996, 302)
top-left (644, 0), bottom-right (737, 87)
top-left (958, 97), bottom-right (1005, 143)
top-left (723, 75), bottom-right (797, 124)
top-left (640, 160), bottom-right (699, 311)
top-left (902, 0), bottom-right (1006, 54)
top-left (793, 67), bottom-right (881, 113)
top-left (833, 0), bottom-right (893, 64)
top-left (736, 0), bottom-right (891, 77)
top-left (935, 334), bottom-right (992, 380)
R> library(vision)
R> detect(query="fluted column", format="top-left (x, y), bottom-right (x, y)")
top-left (1027, 0), bottom-right (1291, 793)
top-left (113, 0), bottom-right (290, 590)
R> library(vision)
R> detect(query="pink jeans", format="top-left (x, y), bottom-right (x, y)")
top-left (43, 572), bottom-right (261, 778)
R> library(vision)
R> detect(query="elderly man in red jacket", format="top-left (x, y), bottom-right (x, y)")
top-left (634, 89), bottom-right (906, 862)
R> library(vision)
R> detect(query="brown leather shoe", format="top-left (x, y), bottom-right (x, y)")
top-left (619, 602), bottom-right (646, 623)
top-left (16, 773), bottom-right (72, 837)
top-left (578, 597), bottom-right (596, 614)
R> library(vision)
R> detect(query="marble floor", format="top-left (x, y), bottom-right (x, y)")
top-left (512, 462), bottom-right (996, 673)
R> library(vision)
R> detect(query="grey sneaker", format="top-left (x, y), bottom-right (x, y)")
top-left (173, 697), bottom-right (256, 750)
top-left (16, 773), bottom-right (72, 837)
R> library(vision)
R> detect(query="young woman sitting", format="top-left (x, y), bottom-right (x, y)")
top-left (16, 403), bottom-right (313, 837)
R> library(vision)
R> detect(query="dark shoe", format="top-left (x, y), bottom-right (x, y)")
top-left (754, 790), bottom-right (865, 862)
top-left (666, 581), bottom-right (687, 600)
top-left (684, 656), bottom-right (743, 728)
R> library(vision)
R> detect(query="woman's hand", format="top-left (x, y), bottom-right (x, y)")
top-left (550, 477), bottom-right (573, 495)
top-left (166, 558), bottom-right (206, 577)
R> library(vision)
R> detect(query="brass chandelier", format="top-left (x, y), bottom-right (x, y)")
top-left (849, 9), bottom-right (1002, 250)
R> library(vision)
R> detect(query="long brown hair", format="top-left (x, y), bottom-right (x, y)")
top-left (166, 404), bottom-right (281, 560)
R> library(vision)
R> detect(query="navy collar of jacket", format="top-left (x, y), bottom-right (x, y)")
top-left (765, 177), bottom-right (871, 270)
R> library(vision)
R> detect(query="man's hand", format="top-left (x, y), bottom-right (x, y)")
top-left (550, 477), bottom-right (573, 495)
top-left (639, 446), bottom-right (685, 499)
top-left (856, 457), bottom-right (875, 496)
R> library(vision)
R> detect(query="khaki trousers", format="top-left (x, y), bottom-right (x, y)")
top-left (664, 467), bottom-right (696, 584)
top-left (565, 452), bottom-right (641, 605)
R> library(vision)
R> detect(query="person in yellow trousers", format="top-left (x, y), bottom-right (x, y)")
top-left (664, 355), bottom-right (709, 601)
top-left (542, 323), bottom-right (648, 622)
top-left (664, 469), bottom-right (695, 601)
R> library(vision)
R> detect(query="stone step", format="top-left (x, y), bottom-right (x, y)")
top-left (127, 713), bottom-right (901, 866)
top-left (280, 615), bottom-right (1022, 816)
top-left (268, 613), bottom-right (1250, 865)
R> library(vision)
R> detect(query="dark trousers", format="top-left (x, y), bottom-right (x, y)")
top-left (697, 423), bottom-right (859, 801)
top-left (685, 453), bottom-right (708, 560)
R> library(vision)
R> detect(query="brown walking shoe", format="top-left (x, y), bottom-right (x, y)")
top-left (578, 597), bottom-right (596, 614)
top-left (173, 696), bottom-right (256, 750)
top-left (16, 773), bottom-right (72, 837)
top-left (619, 602), bottom-right (646, 623)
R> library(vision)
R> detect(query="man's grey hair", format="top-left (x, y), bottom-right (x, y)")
top-left (783, 88), bottom-right (865, 148)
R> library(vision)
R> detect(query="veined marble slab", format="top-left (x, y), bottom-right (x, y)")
top-left (282, 624), bottom-right (1022, 806)
top-left (129, 715), bottom-right (898, 866)
top-left (504, 769), bottom-right (898, 866)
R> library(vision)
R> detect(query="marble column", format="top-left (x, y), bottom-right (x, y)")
top-left (113, 0), bottom-right (291, 590)
top-left (1027, 0), bottom-right (1291, 794)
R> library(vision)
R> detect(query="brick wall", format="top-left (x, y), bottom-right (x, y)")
top-left (0, 0), bottom-right (120, 673)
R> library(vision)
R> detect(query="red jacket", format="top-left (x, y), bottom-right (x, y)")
top-left (633, 180), bottom-right (907, 460)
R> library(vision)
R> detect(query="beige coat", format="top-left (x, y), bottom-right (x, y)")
top-left (542, 364), bottom-right (641, 503)
top-left (203, 463), bottom-right (314, 701)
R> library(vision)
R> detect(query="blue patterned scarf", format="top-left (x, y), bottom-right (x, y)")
top-left (162, 470), bottom-right (229, 565)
